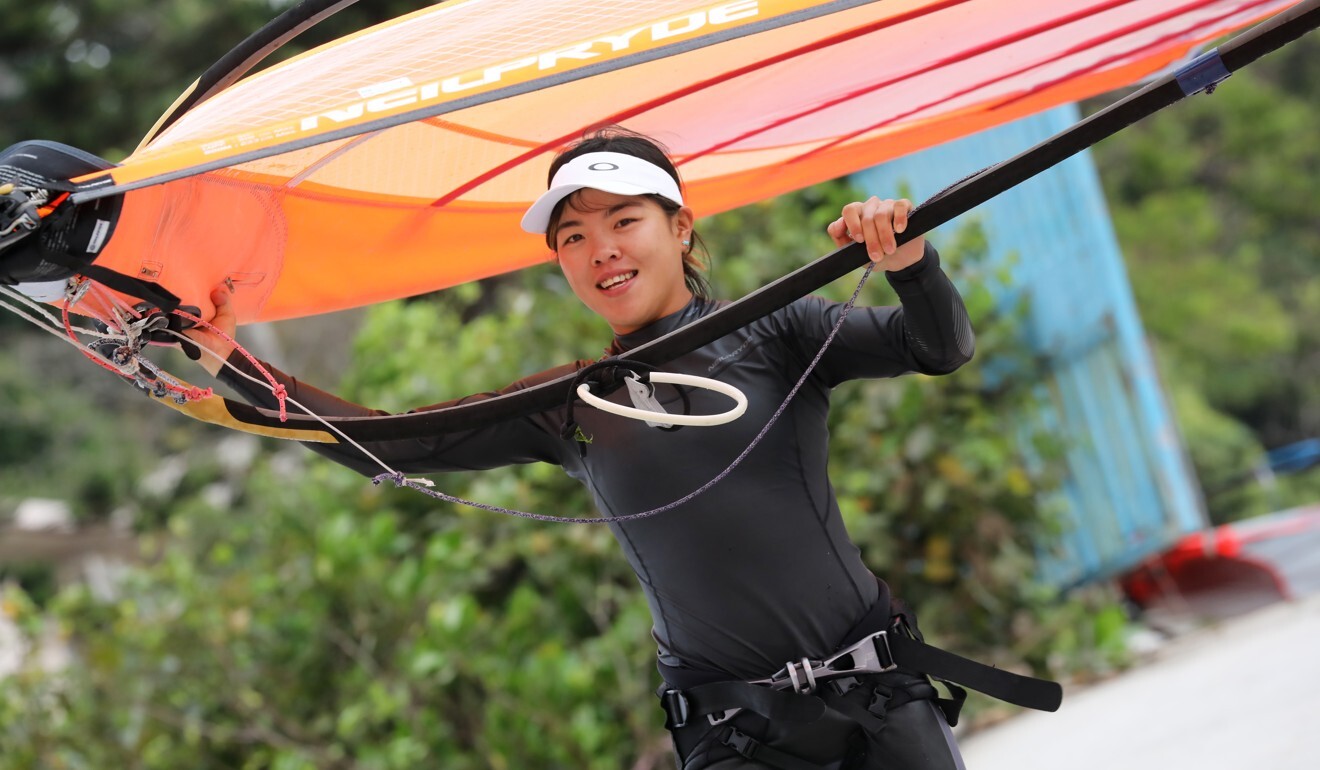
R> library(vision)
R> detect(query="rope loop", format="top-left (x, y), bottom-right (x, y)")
top-left (372, 471), bottom-right (407, 487)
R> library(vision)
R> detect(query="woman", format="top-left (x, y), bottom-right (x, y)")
top-left (189, 128), bottom-right (976, 769)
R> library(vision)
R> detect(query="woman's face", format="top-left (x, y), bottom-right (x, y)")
top-left (553, 188), bottom-right (694, 335)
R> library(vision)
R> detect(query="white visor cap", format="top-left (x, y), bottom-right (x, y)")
top-left (521, 151), bottom-right (683, 234)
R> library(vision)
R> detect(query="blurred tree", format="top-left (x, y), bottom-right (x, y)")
top-left (3, 0), bottom-right (275, 157)
top-left (1088, 34), bottom-right (1320, 519)
top-left (0, 341), bottom-right (157, 521)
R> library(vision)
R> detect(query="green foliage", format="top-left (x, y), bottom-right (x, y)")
top-left (1109, 189), bottom-right (1294, 410)
top-left (2, 458), bottom-right (658, 769)
top-left (2, 0), bottom-right (273, 158)
top-left (0, 563), bottom-right (58, 608)
top-left (1089, 34), bottom-right (1320, 519)
top-left (0, 345), bottom-right (154, 521)
top-left (1164, 375), bottom-right (1273, 525)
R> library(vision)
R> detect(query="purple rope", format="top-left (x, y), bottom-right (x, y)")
top-left (372, 264), bottom-right (878, 524)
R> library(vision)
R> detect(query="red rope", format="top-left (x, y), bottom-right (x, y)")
top-left (172, 307), bottom-right (289, 420)
top-left (60, 289), bottom-right (214, 403)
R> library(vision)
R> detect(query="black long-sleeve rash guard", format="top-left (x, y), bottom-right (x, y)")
top-left (220, 242), bottom-right (974, 679)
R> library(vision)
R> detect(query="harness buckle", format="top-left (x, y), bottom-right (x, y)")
top-left (820, 631), bottom-right (898, 678)
top-left (722, 727), bottom-right (757, 758)
top-left (670, 631), bottom-right (902, 732)
top-left (755, 631), bottom-right (899, 697)
top-left (785, 657), bottom-right (817, 694)
top-left (661, 689), bottom-right (690, 729)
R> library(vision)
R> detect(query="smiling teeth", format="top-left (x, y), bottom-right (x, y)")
top-left (599, 271), bottom-right (636, 289)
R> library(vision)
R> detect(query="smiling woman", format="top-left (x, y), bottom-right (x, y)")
top-left (528, 143), bottom-right (698, 334)
top-left (533, 135), bottom-right (713, 298)
top-left (176, 125), bottom-right (1035, 769)
top-left (549, 187), bottom-right (694, 335)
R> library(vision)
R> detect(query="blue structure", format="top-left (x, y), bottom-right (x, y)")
top-left (854, 104), bottom-right (1206, 586)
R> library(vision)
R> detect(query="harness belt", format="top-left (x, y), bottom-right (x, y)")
top-left (661, 625), bottom-right (1059, 733)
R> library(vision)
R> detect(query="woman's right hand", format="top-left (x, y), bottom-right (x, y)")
top-left (826, 196), bottom-right (925, 270)
top-left (184, 285), bottom-right (238, 376)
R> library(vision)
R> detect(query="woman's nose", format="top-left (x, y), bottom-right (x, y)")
top-left (591, 241), bottom-right (620, 266)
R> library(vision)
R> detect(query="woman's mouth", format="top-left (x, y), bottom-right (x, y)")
top-left (597, 271), bottom-right (637, 291)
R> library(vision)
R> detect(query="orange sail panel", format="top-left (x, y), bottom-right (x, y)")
top-left (74, 0), bottom-right (1300, 323)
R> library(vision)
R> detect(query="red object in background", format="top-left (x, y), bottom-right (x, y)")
top-left (1120, 507), bottom-right (1320, 609)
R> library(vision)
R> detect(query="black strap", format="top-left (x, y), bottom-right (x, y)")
top-left (75, 264), bottom-right (182, 314)
top-left (660, 628), bottom-right (1057, 722)
top-left (660, 574), bottom-right (1059, 717)
top-left (661, 681), bottom-right (826, 730)
top-left (819, 695), bottom-right (886, 736)
top-left (887, 633), bottom-right (1061, 712)
top-left (673, 676), bottom-right (939, 770)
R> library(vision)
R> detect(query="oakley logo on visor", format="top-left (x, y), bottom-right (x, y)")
top-left (588, 162), bottom-right (620, 171)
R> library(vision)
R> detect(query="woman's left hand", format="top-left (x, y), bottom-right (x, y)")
top-left (826, 197), bottom-right (925, 270)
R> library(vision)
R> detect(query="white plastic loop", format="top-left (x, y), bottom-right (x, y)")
top-left (624, 374), bottom-right (674, 428)
top-left (576, 372), bottom-right (747, 427)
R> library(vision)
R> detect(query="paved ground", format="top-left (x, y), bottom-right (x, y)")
top-left (1242, 519), bottom-right (1320, 597)
top-left (960, 525), bottom-right (1320, 770)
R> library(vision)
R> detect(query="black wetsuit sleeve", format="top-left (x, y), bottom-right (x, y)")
top-left (790, 241), bottom-right (975, 386)
top-left (216, 352), bottom-right (570, 477)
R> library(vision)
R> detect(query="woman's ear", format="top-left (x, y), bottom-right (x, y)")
top-left (674, 205), bottom-right (695, 243)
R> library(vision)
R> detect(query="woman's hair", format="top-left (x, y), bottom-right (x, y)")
top-left (545, 127), bottom-right (711, 299)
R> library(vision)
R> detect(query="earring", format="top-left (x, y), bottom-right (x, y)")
top-left (681, 239), bottom-right (690, 247)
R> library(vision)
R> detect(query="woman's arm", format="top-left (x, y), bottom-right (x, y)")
top-left (187, 287), bottom-right (569, 477)
top-left (785, 199), bottom-right (975, 384)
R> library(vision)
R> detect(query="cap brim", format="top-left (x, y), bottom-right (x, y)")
top-left (521, 179), bottom-right (666, 234)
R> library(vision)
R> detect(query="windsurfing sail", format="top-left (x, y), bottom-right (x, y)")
top-left (3, 0), bottom-right (1317, 446)
top-left (45, 0), bottom-right (1306, 326)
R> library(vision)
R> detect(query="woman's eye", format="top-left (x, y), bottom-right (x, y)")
top-left (560, 233), bottom-right (582, 247)
top-left (616, 218), bottom-right (636, 228)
